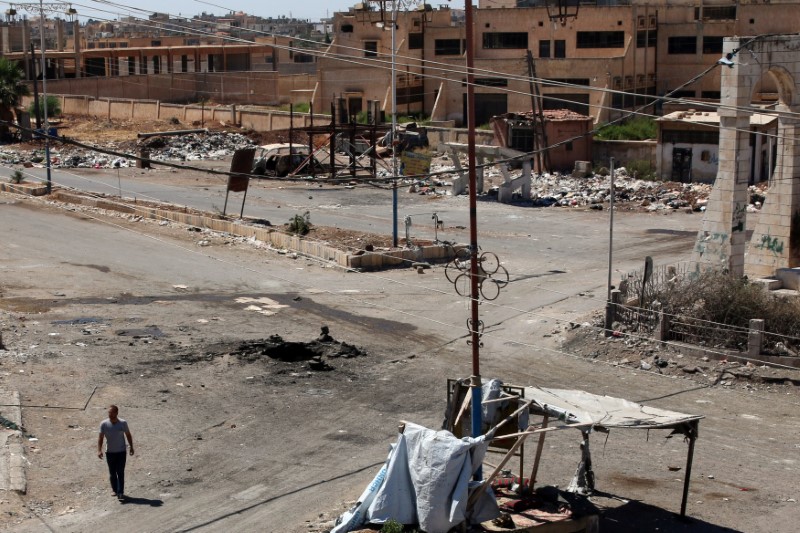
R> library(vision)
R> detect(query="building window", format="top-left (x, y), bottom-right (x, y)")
top-left (702, 36), bottom-right (723, 54)
top-left (542, 78), bottom-right (590, 87)
top-left (151, 40), bottom-right (161, 46)
top-left (435, 39), bottom-right (464, 55)
top-left (475, 78), bottom-right (508, 87)
top-left (483, 32), bottom-right (528, 49)
top-left (701, 91), bottom-right (721, 99)
top-left (294, 53), bottom-right (314, 63)
top-left (364, 41), bottom-right (378, 57)
top-left (120, 42), bottom-right (128, 48)
top-left (539, 39), bottom-right (550, 58)
top-left (700, 6), bottom-right (737, 20)
top-left (669, 89), bottom-right (696, 98)
top-left (636, 30), bottom-right (656, 48)
top-left (668, 36), bottom-right (697, 54)
top-left (576, 31), bottom-right (624, 49)
top-left (554, 39), bottom-right (566, 58)
top-left (663, 130), bottom-right (719, 144)
top-left (341, 24), bottom-right (353, 33)
top-left (409, 32), bottom-right (423, 50)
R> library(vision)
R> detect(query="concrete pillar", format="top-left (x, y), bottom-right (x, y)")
top-left (692, 38), bottom-right (756, 277)
top-left (73, 20), bottom-right (81, 78)
top-left (754, 131), bottom-right (763, 184)
top-left (22, 20), bottom-right (30, 79)
top-left (655, 311), bottom-right (670, 342)
top-left (56, 20), bottom-right (64, 51)
top-left (748, 318), bottom-right (764, 357)
top-left (604, 289), bottom-right (622, 336)
top-left (2, 27), bottom-right (10, 54)
top-left (746, 111), bottom-right (800, 277)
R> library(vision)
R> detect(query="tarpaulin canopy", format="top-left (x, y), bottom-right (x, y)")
top-left (523, 387), bottom-right (703, 431)
top-left (331, 422), bottom-right (499, 533)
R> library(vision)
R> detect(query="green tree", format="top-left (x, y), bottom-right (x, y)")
top-left (28, 95), bottom-right (61, 118)
top-left (0, 57), bottom-right (29, 140)
top-left (0, 57), bottom-right (30, 115)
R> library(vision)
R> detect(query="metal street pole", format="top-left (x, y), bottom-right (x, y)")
top-left (38, 0), bottom-right (52, 194)
top-left (606, 157), bottom-right (615, 301)
top-left (464, 0), bottom-right (482, 467)
top-left (391, 0), bottom-right (399, 248)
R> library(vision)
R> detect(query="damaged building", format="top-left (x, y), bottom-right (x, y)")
top-left (491, 109), bottom-right (593, 173)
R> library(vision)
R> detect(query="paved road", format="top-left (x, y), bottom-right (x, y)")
top-left (2, 194), bottom-right (798, 533)
top-left (3, 162), bottom-right (699, 293)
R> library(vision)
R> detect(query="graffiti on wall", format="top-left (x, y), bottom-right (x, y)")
top-left (732, 203), bottom-right (747, 233)
top-left (754, 234), bottom-right (785, 256)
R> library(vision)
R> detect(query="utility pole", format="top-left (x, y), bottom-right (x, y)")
top-left (15, 2), bottom-right (77, 194)
top-left (391, 0), bottom-right (399, 248)
top-left (464, 0), bottom-right (482, 470)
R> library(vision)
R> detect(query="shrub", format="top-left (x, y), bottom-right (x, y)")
top-left (650, 270), bottom-right (800, 350)
top-left (288, 211), bottom-right (311, 235)
top-left (595, 117), bottom-right (656, 141)
top-left (9, 169), bottom-right (24, 184)
top-left (28, 95), bottom-right (61, 119)
top-left (381, 519), bottom-right (404, 533)
top-left (625, 160), bottom-right (657, 181)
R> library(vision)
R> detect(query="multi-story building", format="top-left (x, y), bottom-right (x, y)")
top-left (316, 1), bottom-right (800, 125)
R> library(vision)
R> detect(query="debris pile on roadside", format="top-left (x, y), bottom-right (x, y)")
top-left (140, 131), bottom-right (255, 162)
top-left (425, 155), bottom-right (769, 212)
top-left (0, 131), bottom-right (256, 170)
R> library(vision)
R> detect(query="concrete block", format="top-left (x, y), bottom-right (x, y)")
top-left (775, 268), bottom-right (800, 290)
top-left (752, 277), bottom-right (782, 290)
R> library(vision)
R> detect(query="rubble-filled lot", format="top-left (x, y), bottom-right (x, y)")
top-left (0, 118), bottom-right (770, 216)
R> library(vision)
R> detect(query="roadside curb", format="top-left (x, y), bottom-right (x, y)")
top-left (0, 390), bottom-right (26, 494)
top-left (0, 182), bottom-right (48, 196)
top-left (46, 190), bottom-right (459, 271)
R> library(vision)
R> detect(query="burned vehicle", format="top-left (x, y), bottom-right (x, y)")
top-left (251, 144), bottom-right (322, 177)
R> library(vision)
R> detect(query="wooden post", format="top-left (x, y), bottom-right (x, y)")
top-left (680, 420), bottom-right (699, 519)
top-left (528, 414), bottom-right (549, 490)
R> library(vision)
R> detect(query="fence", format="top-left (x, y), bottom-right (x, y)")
top-left (608, 291), bottom-right (800, 368)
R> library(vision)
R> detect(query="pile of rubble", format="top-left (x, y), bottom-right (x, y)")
top-left (0, 131), bottom-right (256, 170)
top-left (140, 131), bottom-right (255, 162)
top-left (424, 158), bottom-right (768, 212)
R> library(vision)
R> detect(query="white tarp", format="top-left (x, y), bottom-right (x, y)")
top-left (332, 422), bottom-right (499, 533)
top-left (523, 387), bottom-right (703, 430)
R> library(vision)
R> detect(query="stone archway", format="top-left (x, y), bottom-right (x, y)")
top-left (692, 35), bottom-right (800, 277)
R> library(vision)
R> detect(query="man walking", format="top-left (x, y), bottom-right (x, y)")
top-left (97, 405), bottom-right (134, 501)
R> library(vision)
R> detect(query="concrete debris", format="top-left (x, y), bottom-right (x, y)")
top-left (0, 131), bottom-right (255, 170)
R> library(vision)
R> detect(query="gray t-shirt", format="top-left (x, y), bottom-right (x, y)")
top-left (99, 418), bottom-right (129, 453)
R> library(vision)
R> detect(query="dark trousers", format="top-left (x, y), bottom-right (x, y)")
top-left (106, 451), bottom-right (127, 495)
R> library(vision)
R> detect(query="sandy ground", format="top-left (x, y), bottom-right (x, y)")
top-left (0, 186), bottom-right (799, 533)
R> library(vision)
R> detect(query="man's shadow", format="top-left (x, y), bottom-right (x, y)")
top-left (120, 496), bottom-right (163, 507)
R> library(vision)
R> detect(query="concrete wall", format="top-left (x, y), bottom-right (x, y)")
top-left (26, 71), bottom-right (298, 105)
top-left (593, 140), bottom-right (657, 171)
top-left (21, 93), bottom-right (330, 130)
top-left (425, 126), bottom-right (496, 150)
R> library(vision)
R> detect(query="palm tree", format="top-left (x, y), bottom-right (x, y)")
top-left (0, 57), bottom-right (29, 137)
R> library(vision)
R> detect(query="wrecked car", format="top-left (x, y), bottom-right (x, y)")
top-left (251, 143), bottom-right (321, 177)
